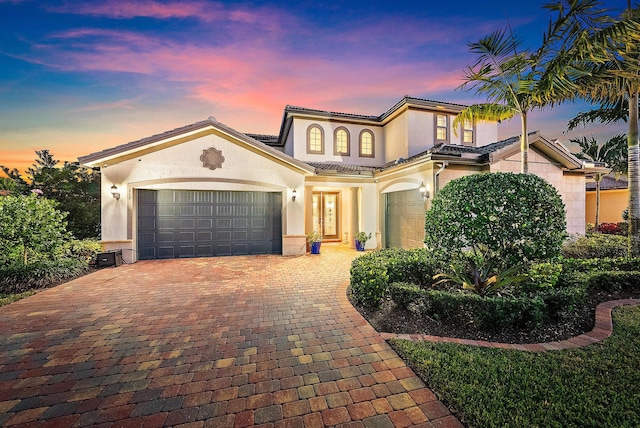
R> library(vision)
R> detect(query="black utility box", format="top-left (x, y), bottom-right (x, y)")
top-left (96, 250), bottom-right (123, 268)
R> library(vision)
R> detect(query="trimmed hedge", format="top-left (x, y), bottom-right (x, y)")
top-left (561, 234), bottom-right (628, 259)
top-left (389, 282), bottom-right (587, 329)
top-left (563, 271), bottom-right (640, 293)
top-left (560, 257), bottom-right (640, 274)
top-left (350, 248), bottom-right (437, 307)
top-left (388, 283), bottom-right (546, 329)
top-left (388, 282), bottom-right (423, 308)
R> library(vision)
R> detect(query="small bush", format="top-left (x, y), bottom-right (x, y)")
top-left (521, 262), bottom-right (563, 293)
top-left (537, 287), bottom-right (587, 319)
top-left (56, 239), bottom-right (102, 265)
top-left (561, 234), bottom-right (628, 259)
top-left (596, 222), bottom-right (624, 235)
top-left (0, 258), bottom-right (88, 293)
top-left (350, 249), bottom-right (438, 307)
top-left (388, 282), bottom-right (423, 308)
top-left (350, 255), bottom-right (389, 307)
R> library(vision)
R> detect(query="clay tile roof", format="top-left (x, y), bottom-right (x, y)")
top-left (586, 175), bottom-right (628, 190)
top-left (244, 133), bottom-right (279, 145)
top-left (284, 105), bottom-right (379, 121)
top-left (307, 162), bottom-right (380, 174)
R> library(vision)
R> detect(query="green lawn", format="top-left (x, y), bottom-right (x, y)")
top-left (391, 305), bottom-right (640, 428)
top-left (0, 291), bottom-right (36, 307)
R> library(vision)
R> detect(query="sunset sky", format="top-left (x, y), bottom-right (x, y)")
top-left (0, 0), bottom-right (630, 174)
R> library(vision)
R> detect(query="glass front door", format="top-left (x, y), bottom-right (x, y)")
top-left (312, 192), bottom-right (339, 240)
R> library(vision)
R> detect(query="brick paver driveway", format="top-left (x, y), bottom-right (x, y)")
top-left (0, 244), bottom-right (461, 427)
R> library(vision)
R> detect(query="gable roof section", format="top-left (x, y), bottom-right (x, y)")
top-left (379, 131), bottom-right (584, 174)
top-left (78, 117), bottom-right (315, 174)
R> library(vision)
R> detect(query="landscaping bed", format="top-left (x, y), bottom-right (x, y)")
top-left (353, 288), bottom-right (638, 344)
top-left (348, 247), bottom-right (640, 344)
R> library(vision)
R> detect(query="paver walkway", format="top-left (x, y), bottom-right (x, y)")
top-left (0, 244), bottom-right (461, 428)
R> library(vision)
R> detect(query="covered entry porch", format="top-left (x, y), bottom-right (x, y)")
top-left (302, 180), bottom-right (379, 249)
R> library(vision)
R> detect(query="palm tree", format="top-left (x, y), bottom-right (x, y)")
top-left (453, 30), bottom-right (534, 173)
top-left (571, 134), bottom-right (627, 227)
top-left (553, 2), bottom-right (640, 254)
top-left (453, 1), bottom-right (609, 174)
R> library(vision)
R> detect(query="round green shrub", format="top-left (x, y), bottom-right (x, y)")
top-left (424, 173), bottom-right (566, 266)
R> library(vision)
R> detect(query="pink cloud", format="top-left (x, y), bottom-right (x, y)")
top-left (49, 0), bottom-right (216, 20)
top-left (47, 0), bottom-right (294, 32)
top-left (20, 21), bottom-right (472, 136)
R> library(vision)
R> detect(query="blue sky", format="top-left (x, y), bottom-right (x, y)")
top-left (0, 0), bottom-right (630, 172)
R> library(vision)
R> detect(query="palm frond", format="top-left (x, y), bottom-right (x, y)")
top-left (452, 104), bottom-right (516, 134)
top-left (566, 101), bottom-right (629, 131)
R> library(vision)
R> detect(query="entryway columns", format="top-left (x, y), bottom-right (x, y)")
top-left (304, 185), bottom-right (314, 234)
top-left (350, 187), bottom-right (359, 249)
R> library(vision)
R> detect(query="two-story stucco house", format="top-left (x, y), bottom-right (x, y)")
top-left (78, 96), bottom-right (589, 262)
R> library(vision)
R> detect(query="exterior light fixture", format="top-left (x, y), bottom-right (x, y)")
top-left (292, 189), bottom-right (297, 202)
top-left (110, 184), bottom-right (120, 200)
top-left (419, 182), bottom-right (429, 200)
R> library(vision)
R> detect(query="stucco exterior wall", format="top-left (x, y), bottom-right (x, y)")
top-left (407, 110), bottom-right (434, 157)
top-left (383, 111), bottom-right (409, 163)
top-left (586, 188), bottom-right (627, 224)
top-left (99, 132), bottom-right (308, 260)
top-left (474, 121), bottom-right (499, 147)
top-left (289, 118), bottom-right (384, 165)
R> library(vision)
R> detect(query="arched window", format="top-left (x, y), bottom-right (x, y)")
top-left (359, 130), bottom-right (375, 157)
top-left (307, 125), bottom-right (324, 154)
top-left (334, 127), bottom-right (350, 155)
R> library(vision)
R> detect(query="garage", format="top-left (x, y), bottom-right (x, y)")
top-left (385, 189), bottom-right (426, 249)
top-left (137, 189), bottom-right (282, 259)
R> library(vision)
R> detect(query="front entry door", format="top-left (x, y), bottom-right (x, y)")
top-left (312, 192), bottom-right (339, 240)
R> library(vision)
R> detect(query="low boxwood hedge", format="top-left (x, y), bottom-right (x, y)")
top-left (350, 248), bottom-right (438, 307)
top-left (561, 234), bottom-right (628, 259)
top-left (388, 282), bottom-right (546, 329)
top-left (388, 282), bottom-right (585, 329)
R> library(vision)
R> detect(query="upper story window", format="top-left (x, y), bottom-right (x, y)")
top-left (462, 118), bottom-right (474, 146)
top-left (359, 130), bottom-right (375, 157)
top-left (307, 124), bottom-right (324, 154)
top-left (334, 127), bottom-right (350, 155)
top-left (435, 114), bottom-right (449, 143)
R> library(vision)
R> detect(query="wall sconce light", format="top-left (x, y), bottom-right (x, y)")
top-left (419, 182), bottom-right (429, 200)
top-left (291, 189), bottom-right (297, 202)
top-left (110, 184), bottom-right (121, 200)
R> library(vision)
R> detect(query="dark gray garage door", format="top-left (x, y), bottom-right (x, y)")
top-left (385, 189), bottom-right (426, 249)
top-left (138, 190), bottom-right (282, 259)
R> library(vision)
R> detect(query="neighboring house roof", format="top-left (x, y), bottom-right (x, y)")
top-left (586, 175), bottom-right (628, 191)
top-left (78, 117), bottom-right (315, 174)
